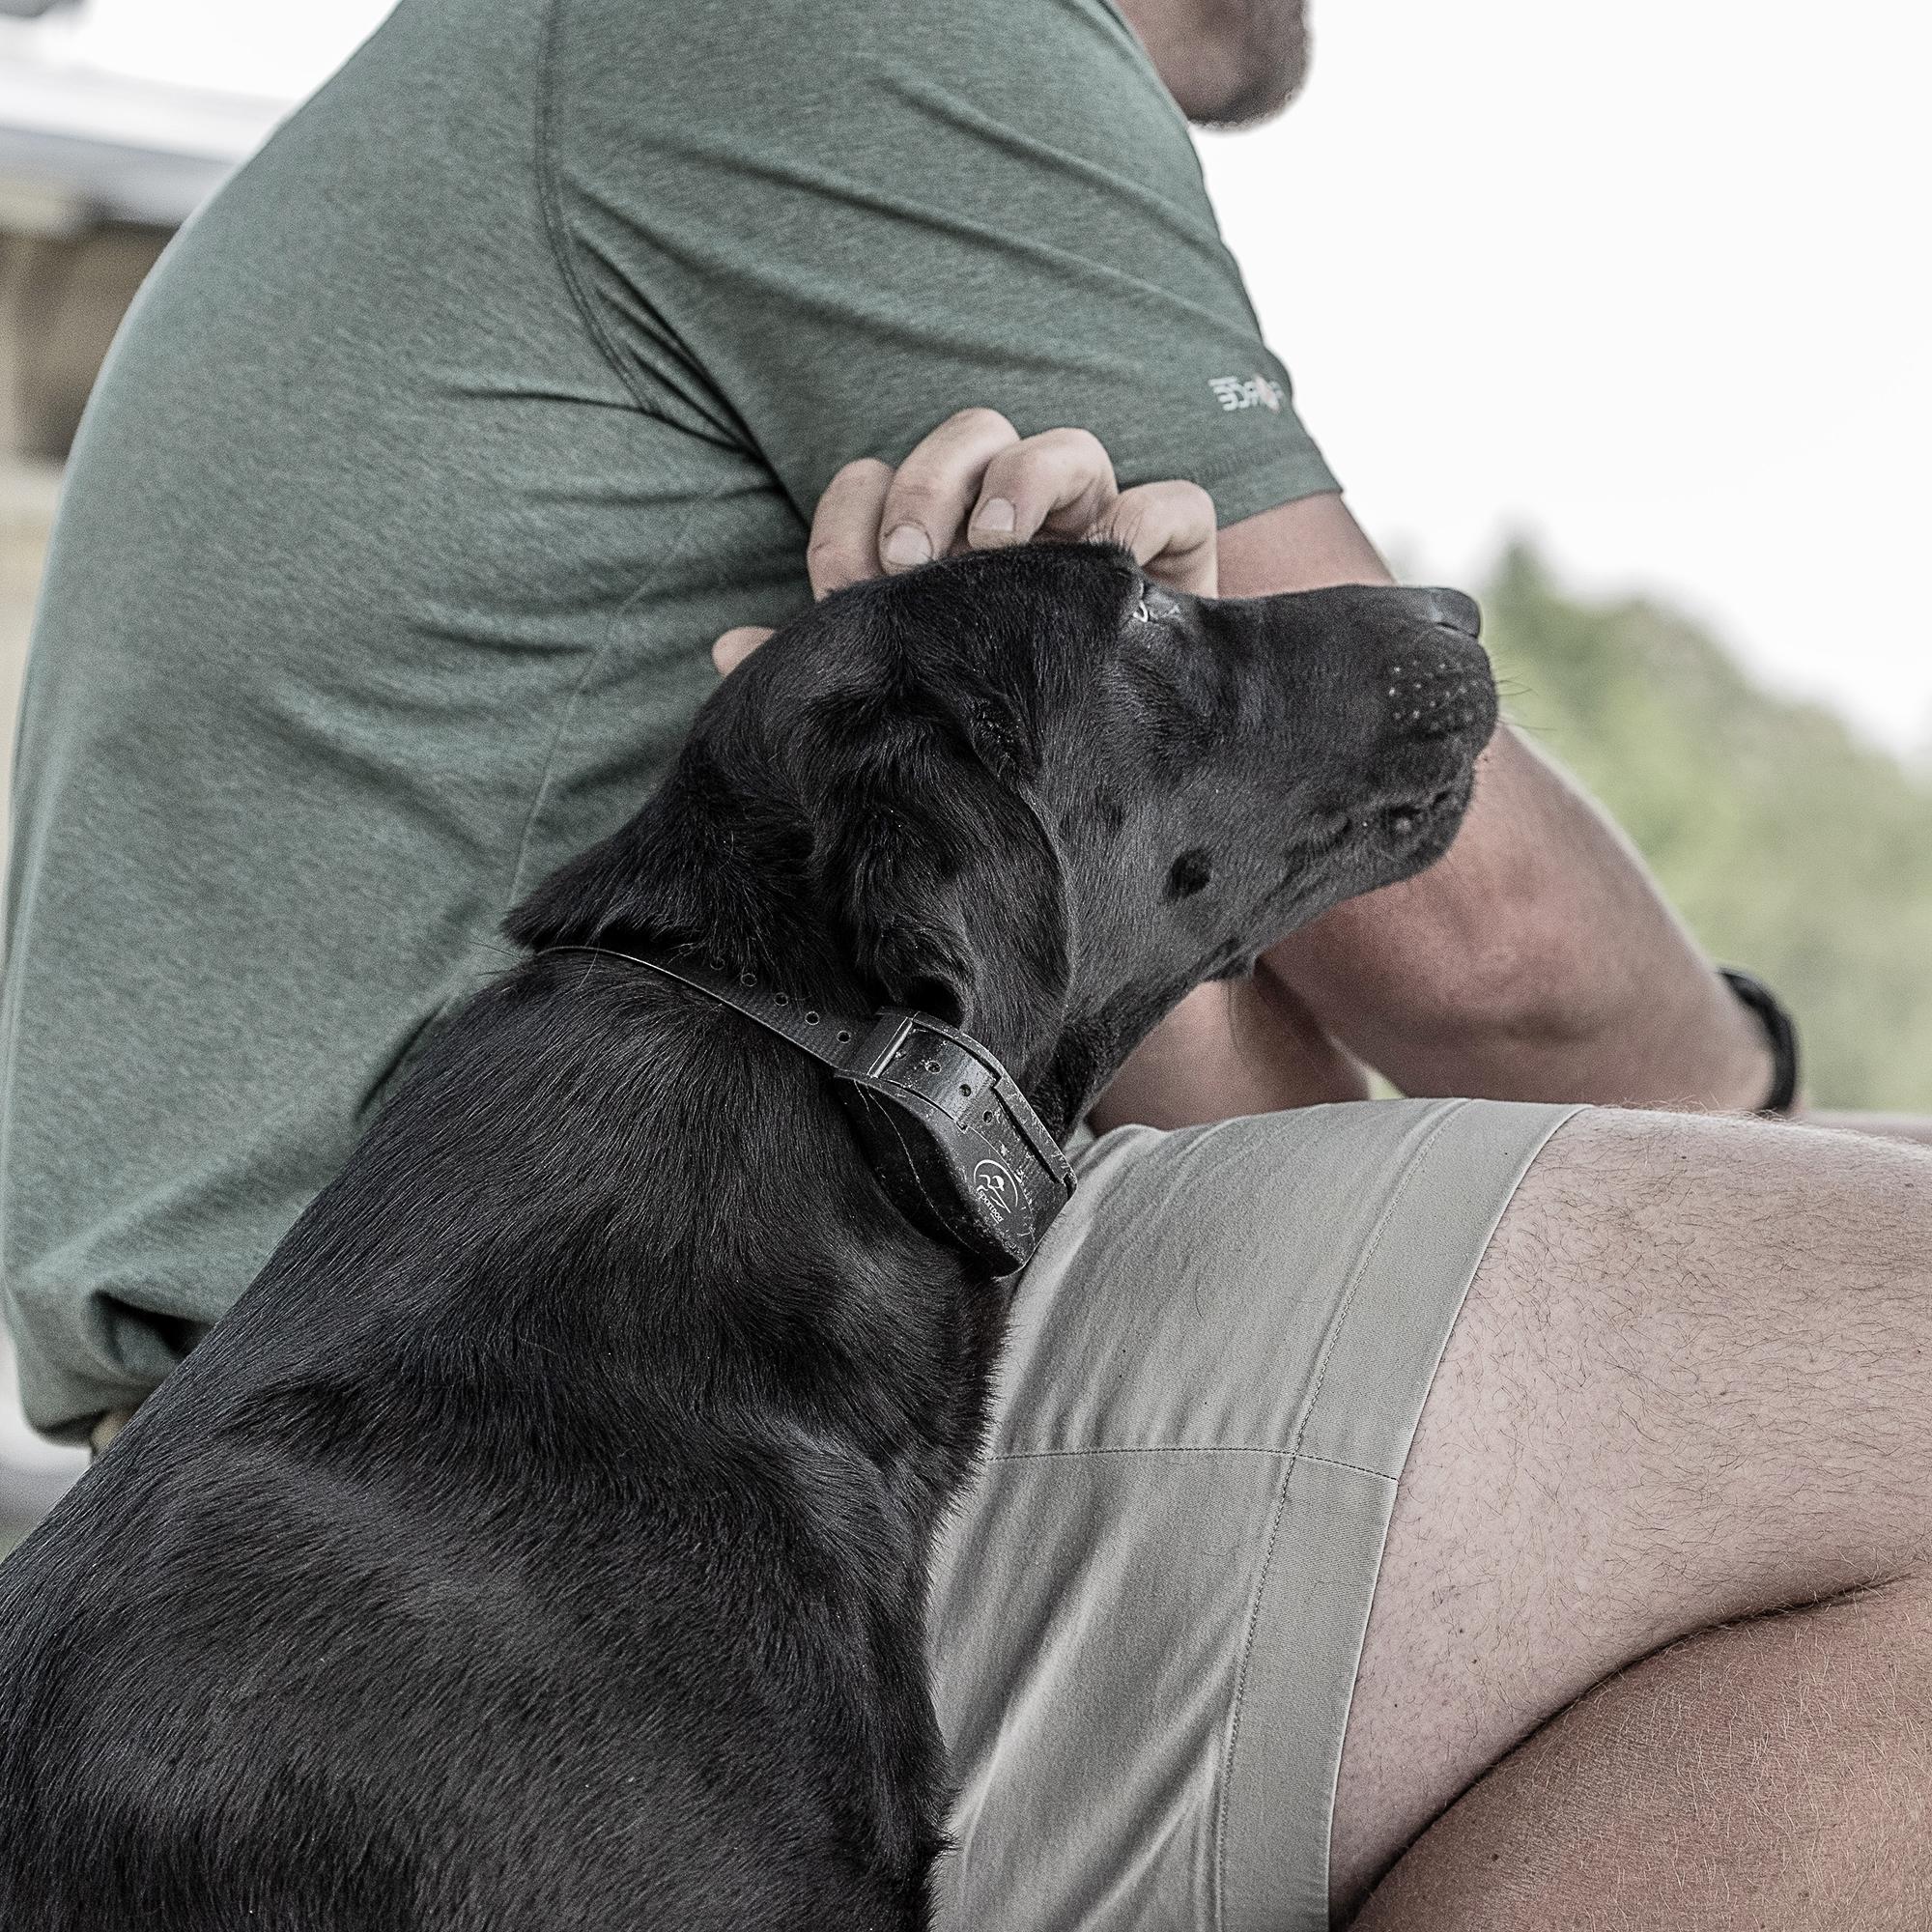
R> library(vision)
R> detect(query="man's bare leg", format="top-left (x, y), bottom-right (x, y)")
top-left (1350, 1574), bottom-right (1932, 1927)
top-left (1324, 1108), bottom-right (1932, 1925)
top-left (1799, 1110), bottom-right (1932, 1149)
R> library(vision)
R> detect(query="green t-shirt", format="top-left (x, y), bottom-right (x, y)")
top-left (1, 0), bottom-right (1337, 1435)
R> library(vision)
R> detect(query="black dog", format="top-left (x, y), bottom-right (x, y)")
top-left (0, 541), bottom-right (1494, 1930)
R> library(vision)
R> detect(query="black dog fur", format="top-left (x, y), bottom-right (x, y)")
top-left (0, 542), bottom-right (1495, 1929)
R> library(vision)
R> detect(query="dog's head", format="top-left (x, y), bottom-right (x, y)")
top-left (509, 542), bottom-right (1494, 1133)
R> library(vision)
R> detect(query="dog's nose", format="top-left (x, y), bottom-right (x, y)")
top-left (1408, 587), bottom-right (1481, 637)
top-left (1379, 629), bottom-right (1498, 745)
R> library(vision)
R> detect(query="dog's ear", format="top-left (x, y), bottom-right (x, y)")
top-left (810, 713), bottom-right (1070, 1061)
top-left (506, 621), bottom-right (1070, 1065)
top-left (502, 747), bottom-right (806, 965)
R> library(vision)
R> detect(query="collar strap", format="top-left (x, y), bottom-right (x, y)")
top-left (540, 944), bottom-right (1077, 1274)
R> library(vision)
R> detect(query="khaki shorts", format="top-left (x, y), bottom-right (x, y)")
top-left (929, 1097), bottom-right (1579, 1931)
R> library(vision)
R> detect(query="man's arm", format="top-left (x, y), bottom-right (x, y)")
top-left (1095, 493), bottom-right (1773, 1128)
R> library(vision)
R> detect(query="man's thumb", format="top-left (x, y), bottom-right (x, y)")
top-left (711, 627), bottom-right (776, 677)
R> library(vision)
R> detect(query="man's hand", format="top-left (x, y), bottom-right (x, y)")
top-left (712, 407), bottom-right (1217, 677)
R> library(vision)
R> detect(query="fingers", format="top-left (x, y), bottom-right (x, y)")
top-left (964, 427), bottom-right (1119, 554)
top-left (805, 407), bottom-right (1219, 607)
top-left (1091, 479), bottom-right (1219, 596)
top-left (874, 407), bottom-right (1022, 575)
top-left (806, 458), bottom-right (895, 600)
top-left (711, 626), bottom-right (774, 677)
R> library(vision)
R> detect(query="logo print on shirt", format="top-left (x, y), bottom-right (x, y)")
top-left (1209, 374), bottom-right (1285, 414)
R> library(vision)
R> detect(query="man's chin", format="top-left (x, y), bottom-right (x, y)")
top-left (1189, 0), bottom-right (1312, 129)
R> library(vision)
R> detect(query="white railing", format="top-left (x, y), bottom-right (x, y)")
top-left (0, 1), bottom-right (396, 225)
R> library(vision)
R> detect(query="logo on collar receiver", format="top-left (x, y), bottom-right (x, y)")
top-left (974, 1160), bottom-right (1019, 1214)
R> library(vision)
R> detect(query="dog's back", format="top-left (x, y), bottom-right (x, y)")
top-left (0, 965), bottom-right (958, 1931)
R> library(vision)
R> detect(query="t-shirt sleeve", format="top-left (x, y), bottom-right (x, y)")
top-left (542, 0), bottom-right (1339, 528)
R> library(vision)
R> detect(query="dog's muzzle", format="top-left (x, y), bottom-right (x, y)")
top-left (541, 945), bottom-right (1077, 1274)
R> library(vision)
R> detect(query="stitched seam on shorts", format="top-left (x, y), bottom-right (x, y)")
top-left (1209, 1098), bottom-right (1471, 1931)
top-left (984, 1444), bottom-right (1393, 1484)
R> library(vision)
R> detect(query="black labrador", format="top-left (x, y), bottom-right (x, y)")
top-left (0, 541), bottom-right (1495, 1930)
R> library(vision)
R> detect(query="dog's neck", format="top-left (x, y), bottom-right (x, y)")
top-left (270, 951), bottom-right (1010, 1537)
top-left (544, 942), bottom-right (1076, 1271)
top-left (623, 884), bottom-right (1179, 1151)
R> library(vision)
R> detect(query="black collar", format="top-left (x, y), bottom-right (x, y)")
top-left (540, 944), bottom-right (1078, 1275)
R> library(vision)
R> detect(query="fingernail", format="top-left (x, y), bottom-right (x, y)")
top-left (973, 497), bottom-right (1017, 536)
top-left (882, 525), bottom-right (932, 570)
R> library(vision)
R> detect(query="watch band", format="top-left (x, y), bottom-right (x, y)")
top-left (1719, 966), bottom-right (1801, 1115)
top-left (539, 943), bottom-right (1077, 1274)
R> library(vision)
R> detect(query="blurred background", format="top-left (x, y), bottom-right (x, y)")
top-left (2, 0), bottom-right (1927, 1540)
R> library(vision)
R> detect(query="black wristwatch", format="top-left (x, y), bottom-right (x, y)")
top-left (1719, 967), bottom-right (1801, 1115)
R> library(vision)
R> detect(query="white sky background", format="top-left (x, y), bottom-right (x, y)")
top-left (30, 0), bottom-right (1932, 754)
top-left (45, 0), bottom-right (397, 100)
top-left (1200, 0), bottom-right (1932, 755)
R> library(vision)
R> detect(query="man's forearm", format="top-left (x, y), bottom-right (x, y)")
top-left (1218, 493), bottom-right (1774, 1113)
top-left (1087, 968), bottom-right (1371, 1134)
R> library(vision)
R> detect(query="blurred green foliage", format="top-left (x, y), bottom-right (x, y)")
top-left (1481, 546), bottom-right (1932, 1112)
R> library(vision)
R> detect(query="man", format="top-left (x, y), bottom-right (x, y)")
top-left (2, 0), bottom-right (1924, 1924)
